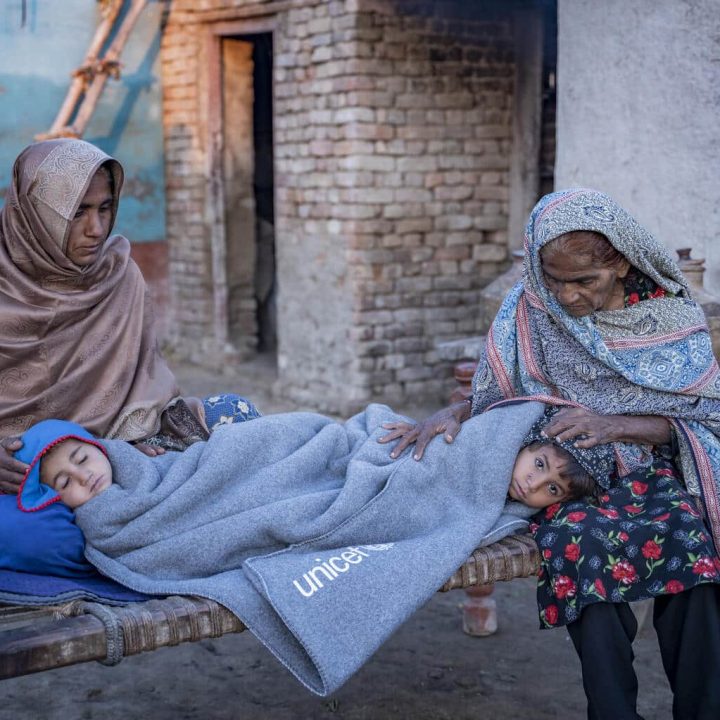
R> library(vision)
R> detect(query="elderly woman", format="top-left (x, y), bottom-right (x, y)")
top-left (0, 139), bottom-right (258, 492)
top-left (381, 189), bottom-right (720, 718)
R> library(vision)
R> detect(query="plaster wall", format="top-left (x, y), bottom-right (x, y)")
top-left (555, 0), bottom-right (720, 289)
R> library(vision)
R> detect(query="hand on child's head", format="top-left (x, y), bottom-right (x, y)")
top-left (40, 438), bottom-right (112, 509)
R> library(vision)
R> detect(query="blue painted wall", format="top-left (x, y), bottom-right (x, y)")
top-left (0, 0), bottom-right (166, 243)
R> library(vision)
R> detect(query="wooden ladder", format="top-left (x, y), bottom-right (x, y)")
top-left (35, 0), bottom-right (148, 141)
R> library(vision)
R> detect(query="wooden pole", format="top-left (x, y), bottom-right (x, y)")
top-left (35, 0), bottom-right (149, 141)
top-left (71, 0), bottom-right (149, 137)
top-left (38, 0), bottom-right (124, 140)
top-left (0, 597), bottom-right (244, 680)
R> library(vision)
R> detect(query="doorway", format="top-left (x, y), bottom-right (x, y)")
top-left (221, 32), bottom-right (276, 353)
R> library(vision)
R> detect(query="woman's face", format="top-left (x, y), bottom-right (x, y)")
top-left (541, 247), bottom-right (630, 317)
top-left (66, 168), bottom-right (114, 266)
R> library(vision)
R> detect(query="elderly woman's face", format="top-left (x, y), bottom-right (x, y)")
top-left (66, 169), bottom-right (113, 266)
top-left (541, 246), bottom-right (630, 317)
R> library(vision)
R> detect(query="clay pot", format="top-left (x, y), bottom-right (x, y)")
top-left (677, 248), bottom-right (720, 360)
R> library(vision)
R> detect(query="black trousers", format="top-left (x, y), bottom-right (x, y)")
top-left (566, 584), bottom-right (720, 720)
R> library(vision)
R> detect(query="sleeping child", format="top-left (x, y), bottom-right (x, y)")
top-left (13, 401), bottom-right (614, 697)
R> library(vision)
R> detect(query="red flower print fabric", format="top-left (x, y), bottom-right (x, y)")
top-left (623, 269), bottom-right (674, 306)
top-left (532, 460), bottom-right (720, 628)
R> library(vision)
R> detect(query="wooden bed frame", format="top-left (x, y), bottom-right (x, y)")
top-left (0, 534), bottom-right (539, 680)
top-left (1, 354), bottom-right (541, 680)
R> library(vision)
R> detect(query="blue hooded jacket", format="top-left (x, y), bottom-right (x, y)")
top-left (0, 419), bottom-right (102, 577)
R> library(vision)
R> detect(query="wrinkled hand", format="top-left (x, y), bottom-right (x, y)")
top-left (543, 408), bottom-right (618, 448)
top-left (378, 401), bottom-right (470, 461)
top-left (133, 443), bottom-right (166, 457)
top-left (0, 437), bottom-right (28, 494)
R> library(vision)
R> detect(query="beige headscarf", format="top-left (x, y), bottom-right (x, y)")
top-left (0, 139), bottom-right (179, 441)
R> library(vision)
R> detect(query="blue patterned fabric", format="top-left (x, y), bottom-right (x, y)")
top-left (203, 393), bottom-right (261, 431)
top-left (471, 188), bottom-right (720, 552)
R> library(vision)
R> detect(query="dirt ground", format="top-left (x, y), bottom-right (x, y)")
top-left (0, 357), bottom-right (674, 719)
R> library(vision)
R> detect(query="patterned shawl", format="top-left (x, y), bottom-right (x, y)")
top-left (0, 139), bottom-right (178, 441)
top-left (471, 189), bottom-right (720, 548)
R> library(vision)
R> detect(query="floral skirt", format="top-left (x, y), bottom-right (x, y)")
top-left (531, 459), bottom-right (720, 628)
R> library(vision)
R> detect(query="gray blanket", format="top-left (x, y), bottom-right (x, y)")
top-left (76, 401), bottom-right (544, 696)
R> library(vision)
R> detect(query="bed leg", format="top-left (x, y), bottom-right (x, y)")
top-left (461, 585), bottom-right (498, 636)
top-left (451, 360), bottom-right (498, 636)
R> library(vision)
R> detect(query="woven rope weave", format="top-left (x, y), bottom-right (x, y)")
top-left (77, 602), bottom-right (124, 665)
top-left (441, 534), bottom-right (540, 591)
top-left (62, 595), bottom-right (245, 664)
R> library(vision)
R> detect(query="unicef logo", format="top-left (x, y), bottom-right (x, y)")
top-left (583, 205), bottom-right (616, 224)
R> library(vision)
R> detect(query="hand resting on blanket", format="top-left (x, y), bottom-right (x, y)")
top-left (377, 398), bottom-right (473, 460)
top-left (380, 404), bottom-right (671, 461)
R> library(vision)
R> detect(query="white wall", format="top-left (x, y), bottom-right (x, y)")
top-left (555, 0), bottom-right (720, 289)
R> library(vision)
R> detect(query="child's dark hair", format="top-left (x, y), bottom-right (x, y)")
top-left (525, 439), bottom-right (598, 501)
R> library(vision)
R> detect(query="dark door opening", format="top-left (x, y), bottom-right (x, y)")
top-left (539, 1), bottom-right (557, 198)
top-left (222, 32), bottom-right (276, 354)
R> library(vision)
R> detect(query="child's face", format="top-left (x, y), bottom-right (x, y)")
top-left (508, 444), bottom-right (572, 508)
top-left (40, 439), bottom-right (112, 509)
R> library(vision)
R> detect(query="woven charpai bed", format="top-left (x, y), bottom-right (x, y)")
top-left (0, 534), bottom-right (539, 680)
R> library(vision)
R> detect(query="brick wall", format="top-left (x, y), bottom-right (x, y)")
top-left (160, 10), bottom-right (210, 361)
top-left (162, 0), bottom-right (519, 412)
